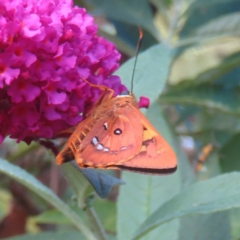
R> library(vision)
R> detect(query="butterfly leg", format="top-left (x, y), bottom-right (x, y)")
top-left (56, 147), bottom-right (74, 164)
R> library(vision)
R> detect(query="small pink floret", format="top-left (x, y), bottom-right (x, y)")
top-left (138, 96), bottom-right (150, 109)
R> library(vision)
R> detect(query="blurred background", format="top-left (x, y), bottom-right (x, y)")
top-left (1, 0), bottom-right (240, 239)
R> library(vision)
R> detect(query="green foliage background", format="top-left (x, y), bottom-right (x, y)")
top-left (1, 0), bottom-right (240, 239)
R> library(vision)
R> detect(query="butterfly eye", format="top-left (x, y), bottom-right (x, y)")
top-left (114, 128), bottom-right (122, 135)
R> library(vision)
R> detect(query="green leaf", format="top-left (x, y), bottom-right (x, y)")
top-left (0, 158), bottom-right (96, 240)
top-left (4, 231), bottom-right (85, 240)
top-left (179, 139), bottom-right (231, 239)
top-left (170, 52), bottom-right (240, 87)
top-left (220, 133), bottom-right (240, 173)
top-left (30, 209), bottom-right (73, 225)
top-left (179, 212), bottom-right (231, 240)
top-left (172, 52), bottom-right (240, 86)
top-left (113, 22), bottom-right (158, 52)
top-left (133, 172), bottom-right (240, 240)
top-left (160, 85), bottom-right (240, 116)
top-left (177, 111), bottom-right (240, 139)
top-left (61, 163), bottom-right (91, 208)
top-left (185, 0), bottom-right (239, 14)
top-left (85, 0), bottom-right (158, 39)
top-left (191, 12), bottom-right (240, 41)
top-left (31, 199), bottom-right (116, 232)
top-left (116, 44), bottom-right (171, 103)
top-left (175, 0), bottom-right (239, 55)
top-left (230, 207), bottom-right (240, 239)
top-left (182, 0), bottom-right (240, 37)
top-left (94, 199), bottom-right (117, 232)
top-left (0, 190), bottom-right (11, 219)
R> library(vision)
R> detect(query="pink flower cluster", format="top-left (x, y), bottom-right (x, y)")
top-left (0, 0), bottom-right (126, 144)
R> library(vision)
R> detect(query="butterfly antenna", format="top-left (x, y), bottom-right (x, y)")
top-left (131, 27), bottom-right (144, 92)
top-left (79, 74), bottom-right (114, 96)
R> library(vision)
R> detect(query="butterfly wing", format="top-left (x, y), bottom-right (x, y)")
top-left (57, 94), bottom-right (177, 175)
top-left (112, 109), bottom-right (177, 175)
top-left (56, 103), bottom-right (143, 168)
top-left (75, 107), bottom-right (143, 168)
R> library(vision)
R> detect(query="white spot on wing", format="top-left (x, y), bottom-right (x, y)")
top-left (103, 122), bottom-right (108, 130)
top-left (92, 137), bottom-right (98, 146)
top-left (120, 146), bottom-right (127, 151)
top-left (103, 147), bottom-right (110, 152)
top-left (97, 144), bottom-right (104, 150)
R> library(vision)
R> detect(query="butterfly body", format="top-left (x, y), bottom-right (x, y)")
top-left (56, 90), bottom-right (177, 175)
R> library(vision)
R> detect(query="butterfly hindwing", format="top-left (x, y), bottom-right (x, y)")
top-left (114, 109), bottom-right (177, 174)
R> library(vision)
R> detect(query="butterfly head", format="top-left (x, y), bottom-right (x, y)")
top-left (119, 90), bottom-right (130, 96)
top-left (115, 90), bottom-right (138, 108)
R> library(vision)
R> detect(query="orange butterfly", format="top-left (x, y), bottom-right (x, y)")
top-left (56, 30), bottom-right (177, 175)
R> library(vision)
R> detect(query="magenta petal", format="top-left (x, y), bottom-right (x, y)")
top-left (24, 51), bottom-right (37, 67)
top-left (47, 90), bottom-right (66, 105)
top-left (77, 68), bottom-right (90, 79)
top-left (25, 85), bottom-right (41, 102)
top-left (10, 103), bottom-right (40, 127)
top-left (3, 68), bottom-right (20, 85)
top-left (22, 14), bottom-right (42, 37)
top-left (138, 96), bottom-right (150, 109)
top-left (8, 79), bottom-right (41, 103)
top-left (56, 0), bottom-right (73, 17)
top-left (57, 55), bottom-right (77, 69)
top-left (44, 105), bottom-right (62, 120)
top-left (37, 125), bottom-right (53, 138)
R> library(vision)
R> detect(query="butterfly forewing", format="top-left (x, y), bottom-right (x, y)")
top-left (76, 103), bottom-right (143, 168)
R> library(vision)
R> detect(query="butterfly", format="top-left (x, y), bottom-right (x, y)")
top-left (56, 83), bottom-right (177, 175)
top-left (56, 29), bottom-right (177, 175)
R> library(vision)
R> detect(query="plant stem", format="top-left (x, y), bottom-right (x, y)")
top-left (85, 207), bottom-right (108, 240)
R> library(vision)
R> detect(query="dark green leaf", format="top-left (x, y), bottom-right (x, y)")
top-left (190, 12), bottom-right (240, 41)
top-left (219, 133), bottom-right (240, 173)
top-left (170, 52), bottom-right (240, 88)
top-left (160, 86), bottom-right (240, 116)
top-left (111, 21), bottom-right (158, 52)
top-left (85, 0), bottom-right (158, 39)
top-left (32, 199), bottom-right (116, 232)
top-left (175, 0), bottom-right (240, 56)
